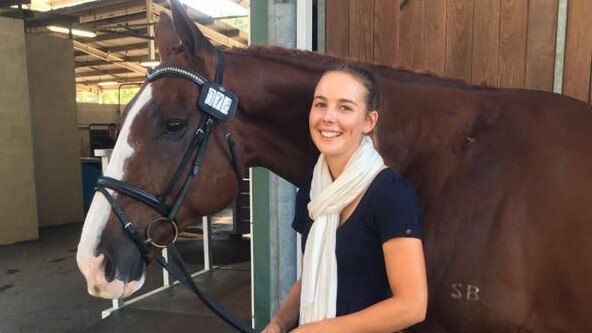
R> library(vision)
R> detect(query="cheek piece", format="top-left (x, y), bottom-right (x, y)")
top-left (94, 47), bottom-right (252, 333)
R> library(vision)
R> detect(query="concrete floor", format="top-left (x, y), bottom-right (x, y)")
top-left (0, 217), bottom-right (251, 333)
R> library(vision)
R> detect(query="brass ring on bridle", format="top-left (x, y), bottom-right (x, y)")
top-left (145, 217), bottom-right (179, 248)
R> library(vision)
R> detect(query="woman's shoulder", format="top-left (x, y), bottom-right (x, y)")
top-left (369, 168), bottom-right (417, 197)
top-left (367, 168), bottom-right (423, 240)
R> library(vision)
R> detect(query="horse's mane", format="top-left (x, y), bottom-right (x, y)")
top-left (227, 45), bottom-right (496, 91)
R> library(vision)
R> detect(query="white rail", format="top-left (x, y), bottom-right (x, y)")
top-left (101, 216), bottom-right (213, 319)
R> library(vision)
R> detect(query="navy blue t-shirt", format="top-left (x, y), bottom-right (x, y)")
top-left (292, 168), bottom-right (422, 316)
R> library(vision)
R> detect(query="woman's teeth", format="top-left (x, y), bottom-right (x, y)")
top-left (320, 131), bottom-right (341, 138)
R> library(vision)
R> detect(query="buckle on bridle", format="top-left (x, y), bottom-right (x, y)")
top-left (145, 217), bottom-right (179, 248)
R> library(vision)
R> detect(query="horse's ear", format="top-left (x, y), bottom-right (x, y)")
top-left (155, 13), bottom-right (183, 59)
top-left (169, 0), bottom-right (214, 59)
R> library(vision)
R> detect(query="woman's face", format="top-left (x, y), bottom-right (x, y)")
top-left (309, 71), bottom-right (377, 162)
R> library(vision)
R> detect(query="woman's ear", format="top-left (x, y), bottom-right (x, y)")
top-left (363, 110), bottom-right (378, 134)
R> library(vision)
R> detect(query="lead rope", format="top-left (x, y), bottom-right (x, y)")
top-left (155, 246), bottom-right (253, 332)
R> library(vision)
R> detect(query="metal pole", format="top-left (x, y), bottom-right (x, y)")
top-left (162, 248), bottom-right (170, 287)
top-left (203, 216), bottom-right (212, 270)
top-left (553, 0), bottom-right (569, 94)
top-left (296, 0), bottom-right (313, 51)
top-left (146, 0), bottom-right (156, 61)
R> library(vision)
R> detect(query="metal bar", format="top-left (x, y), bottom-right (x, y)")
top-left (203, 216), bottom-right (212, 270)
top-left (162, 247), bottom-right (170, 287)
top-left (101, 268), bottom-right (212, 319)
top-left (316, 0), bottom-right (326, 53)
top-left (147, 0), bottom-right (156, 62)
top-left (553, 0), bottom-right (569, 94)
top-left (249, 167), bottom-right (255, 328)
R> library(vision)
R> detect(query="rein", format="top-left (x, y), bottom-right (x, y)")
top-left (95, 47), bottom-right (253, 333)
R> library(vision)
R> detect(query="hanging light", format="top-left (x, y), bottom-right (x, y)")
top-left (47, 25), bottom-right (97, 38)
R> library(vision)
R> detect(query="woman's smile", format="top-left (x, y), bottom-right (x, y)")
top-left (319, 129), bottom-right (343, 138)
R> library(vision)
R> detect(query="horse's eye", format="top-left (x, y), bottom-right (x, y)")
top-left (165, 118), bottom-right (187, 132)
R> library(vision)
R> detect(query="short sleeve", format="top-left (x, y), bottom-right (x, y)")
top-left (371, 176), bottom-right (422, 243)
top-left (291, 184), bottom-right (311, 235)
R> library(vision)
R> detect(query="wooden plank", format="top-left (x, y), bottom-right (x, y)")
top-left (525, 0), bottom-right (558, 92)
top-left (398, 0), bottom-right (425, 70)
top-left (325, 0), bottom-right (350, 58)
top-left (471, 0), bottom-right (500, 86)
top-left (498, 0), bottom-right (528, 88)
top-left (445, 0), bottom-right (474, 82)
top-left (563, 0), bottom-right (592, 102)
top-left (373, 0), bottom-right (399, 67)
top-left (349, 0), bottom-right (374, 62)
top-left (424, 0), bottom-right (447, 76)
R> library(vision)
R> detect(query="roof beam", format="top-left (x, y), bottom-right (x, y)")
top-left (73, 40), bottom-right (146, 75)
top-left (105, 41), bottom-right (149, 53)
top-left (75, 55), bottom-right (151, 68)
top-left (74, 42), bottom-right (148, 57)
top-left (76, 67), bottom-right (131, 78)
top-left (55, 0), bottom-right (140, 14)
top-left (77, 76), bottom-right (145, 85)
top-left (78, 11), bottom-right (147, 27)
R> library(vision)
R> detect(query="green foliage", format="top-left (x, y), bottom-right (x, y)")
top-left (76, 91), bottom-right (99, 103)
top-left (76, 87), bottom-right (141, 105)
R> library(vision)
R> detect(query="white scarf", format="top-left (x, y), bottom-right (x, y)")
top-left (300, 136), bottom-right (385, 324)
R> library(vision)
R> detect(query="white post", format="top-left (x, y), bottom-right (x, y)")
top-left (203, 216), bottom-right (212, 270)
top-left (295, 0), bottom-right (313, 279)
top-left (553, 0), bottom-right (569, 94)
top-left (249, 168), bottom-right (256, 328)
top-left (162, 247), bottom-right (170, 287)
top-left (94, 149), bottom-right (113, 174)
top-left (296, 0), bottom-right (313, 51)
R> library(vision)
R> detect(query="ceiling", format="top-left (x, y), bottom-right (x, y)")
top-left (0, 0), bottom-right (249, 91)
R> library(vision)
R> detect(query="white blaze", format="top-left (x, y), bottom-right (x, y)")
top-left (77, 84), bottom-right (153, 298)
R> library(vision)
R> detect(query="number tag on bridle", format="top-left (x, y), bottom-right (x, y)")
top-left (198, 82), bottom-right (238, 121)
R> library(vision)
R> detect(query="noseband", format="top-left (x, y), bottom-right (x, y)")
top-left (94, 48), bottom-right (253, 333)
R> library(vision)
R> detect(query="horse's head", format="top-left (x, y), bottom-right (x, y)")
top-left (76, 0), bottom-right (241, 299)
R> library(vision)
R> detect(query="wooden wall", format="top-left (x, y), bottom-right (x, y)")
top-left (326, 0), bottom-right (592, 104)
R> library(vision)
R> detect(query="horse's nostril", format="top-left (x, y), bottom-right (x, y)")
top-left (97, 244), bottom-right (144, 283)
top-left (102, 252), bottom-right (116, 282)
top-left (93, 285), bottom-right (101, 295)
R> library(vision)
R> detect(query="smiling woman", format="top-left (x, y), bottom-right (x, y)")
top-left (263, 65), bottom-right (428, 333)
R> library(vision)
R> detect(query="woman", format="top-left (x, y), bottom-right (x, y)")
top-left (263, 65), bottom-right (427, 333)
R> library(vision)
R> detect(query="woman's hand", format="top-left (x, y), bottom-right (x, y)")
top-left (289, 322), bottom-right (324, 332)
top-left (261, 319), bottom-right (286, 333)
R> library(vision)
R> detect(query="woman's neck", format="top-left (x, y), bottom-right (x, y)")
top-left (325, 153), bottom-right (353, 180)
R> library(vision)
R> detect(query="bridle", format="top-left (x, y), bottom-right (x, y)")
top-left (94, 47), bottom-right (253, 333)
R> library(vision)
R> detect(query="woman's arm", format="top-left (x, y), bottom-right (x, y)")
top-left (292, 237), bottom-right (427, 333)
top-left (262, 278), bottom-right (303, 333)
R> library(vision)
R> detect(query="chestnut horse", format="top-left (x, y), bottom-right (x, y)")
top-left (77, 0), bottom-right (592, 331)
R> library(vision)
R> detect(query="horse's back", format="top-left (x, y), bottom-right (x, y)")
top-left (380, 81), bottom-right (592, 332)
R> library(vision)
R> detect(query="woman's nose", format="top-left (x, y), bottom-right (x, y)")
top-left (321, 106), bottom-right (337, 123)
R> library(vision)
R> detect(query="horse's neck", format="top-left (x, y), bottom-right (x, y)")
top-left (227, 48), bottom-right (474, 186)
top-left (229, 51), bottom-right (322, 186)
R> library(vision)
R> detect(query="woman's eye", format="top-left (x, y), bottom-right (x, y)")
top-left (165, 119), bottom-right (187, 132)
top-left (339, 105), bottom-right (352, 111)
top-left (314, 102), bottom-right (326, 108)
